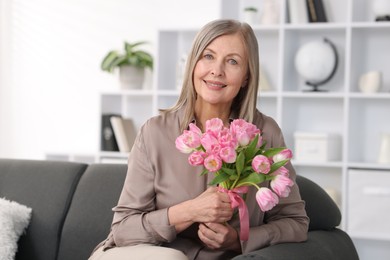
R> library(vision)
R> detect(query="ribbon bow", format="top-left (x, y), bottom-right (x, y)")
top-left (218, 186), bottom-right (249, 241)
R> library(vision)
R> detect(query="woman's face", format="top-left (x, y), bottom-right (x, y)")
top-left (193, 33), bottom-right (248, 108)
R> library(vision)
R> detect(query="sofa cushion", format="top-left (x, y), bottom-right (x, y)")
top-left (57, 163), bottom-right (127, 260)
top-left (232, 229), bottom-right (359, 260)
top-left (0, 159), bottom-right (87, 260)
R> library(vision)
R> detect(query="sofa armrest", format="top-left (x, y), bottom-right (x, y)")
top-left (232, 229), bottom-right (359, 260)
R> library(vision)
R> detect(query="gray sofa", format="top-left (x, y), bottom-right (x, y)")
top-left (0, 158), bottom-right (359, 260)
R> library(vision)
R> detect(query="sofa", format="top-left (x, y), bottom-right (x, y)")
top-left (0, 158), bottom-right (359, 260)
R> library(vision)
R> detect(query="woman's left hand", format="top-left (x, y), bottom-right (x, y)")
top-left (198, 222), bottom-right (242, 252)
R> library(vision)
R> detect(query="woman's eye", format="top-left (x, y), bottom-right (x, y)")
top-left (204, 54), bottom-right (213, 59)
top-left (228, 59), bottom-right (238, 65)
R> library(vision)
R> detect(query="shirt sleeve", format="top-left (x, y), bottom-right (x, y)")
top-left (110, 123), bottom-right (177, 246)
top-left (241, 115), bottom-right (309, 253)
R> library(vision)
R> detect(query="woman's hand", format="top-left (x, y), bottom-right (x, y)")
top-left (188, 187), bottom-right (233, 223)
top-left (198, 222), bottom-right (242, 252)
top-left (168, 187), bottom-right (233, 233)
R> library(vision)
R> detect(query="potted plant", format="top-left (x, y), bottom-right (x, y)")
top-left (243, 7), bottom-right (258, 25)
top-left (101, 41), bottom-right (153, 89)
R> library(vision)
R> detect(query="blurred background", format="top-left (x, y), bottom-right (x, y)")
top-left (0, 0), bottom-right (219, 159)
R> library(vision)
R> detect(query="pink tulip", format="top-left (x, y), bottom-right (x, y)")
top-left (175, 128), bottom-right (202, 153)
top-left (189, 123), bottom-right (202, 136)
top-left (201, 132), bottom-right (220, 153)
top-left (256, 134), bottom-right (263, 148)
top-left (256, 188), bottom-right (279, 212)
top-left (204, 154), bottom-right (222, 173)
top-left (271, 166), bottom-right (289, 177)
top-left (219, 146), bottom-right (237, 163)
top-left (230, 119), bottom-right (261, 146)
top-left (273, 149), bottom-right (293, 163)
top-left (175, 135), bottom-right (193, 154)
top-left (188, 151), bottom-right (207, 166)
top-left (271, 175), bottom-right (294, 198)
top-left (218, 128), bottom-right (238, 149)
top-left (205, 118), bottom-right (224, 136)
top-left (252, 155), bottom-right (271, 174)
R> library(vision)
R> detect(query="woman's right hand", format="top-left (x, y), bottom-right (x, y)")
top-left (188, 187), bottom-right (233, 223)
top-left (168, 186), bottom-right (233, 233)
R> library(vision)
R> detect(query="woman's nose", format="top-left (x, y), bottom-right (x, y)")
top-left (211, 61), bottom-right (224, 77)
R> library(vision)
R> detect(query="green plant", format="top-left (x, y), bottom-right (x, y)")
top-left (244, 6), bottom-right (258, 12)
top-left (101, 41), bottom-right (153, 73)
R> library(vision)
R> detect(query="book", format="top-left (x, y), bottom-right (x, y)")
top-left (306, 0), bottom-right (327, 23)
top-left (101, 114), bottom-right (120, 152)
top-left (288, 0), bottom-right (309, 24)
top-left (110, 116), bottom-right (137, 153)
top-left (314, 0), bottom-right (327, 22)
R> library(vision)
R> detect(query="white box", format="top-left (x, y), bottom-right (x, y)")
top-left (294, 132), bottom-right (341, 162)
top-left (347, 169), bottom-right (390, 239)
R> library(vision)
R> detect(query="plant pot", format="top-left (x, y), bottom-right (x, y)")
top-left (243, 9), bottom-right (258, 25)
top-left (119, 65), bottom-right (145, 89)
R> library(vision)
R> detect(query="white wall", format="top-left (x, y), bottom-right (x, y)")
top-left (0, 0), bottom-right (219, 159)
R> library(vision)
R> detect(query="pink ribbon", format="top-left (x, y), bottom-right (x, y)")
top-left (218, 186), bottom-right (249, 241)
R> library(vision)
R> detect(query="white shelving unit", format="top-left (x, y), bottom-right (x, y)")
top-left (98, 0), bottom-right (390, 257)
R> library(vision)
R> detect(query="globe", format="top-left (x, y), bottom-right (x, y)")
top-left (294, 38), bottom-right (338, 91)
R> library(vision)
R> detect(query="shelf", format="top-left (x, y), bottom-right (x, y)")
top-left (157, 90), bottom-right (180, 96)
top-left (349, 232), bottom-right (390, 242)
top-left (98, 151), bottom-right (128, 164)
top-left (351, 22), bottom-right (390, 29)
top-left (348, 162), bottom-right (390, 171)
top-left (282, 91), bottom-right (344, 98)
top-left (101, 89), bottom-right (154, 96)
top-left (284, 23), bottom-right (348, 30)
top-left (348, 92), bottom-right (390, 99)
top-left (292, 160), bottom-right (343, 168)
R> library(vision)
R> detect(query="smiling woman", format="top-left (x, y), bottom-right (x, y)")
top-left (89, 19), bottom-right (308, 260)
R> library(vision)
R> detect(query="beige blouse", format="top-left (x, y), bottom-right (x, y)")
top-left (96, 107), bottom-right (309, 259)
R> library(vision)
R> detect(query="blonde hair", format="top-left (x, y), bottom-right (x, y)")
top-left (160, 19), bottom-right (260, 131)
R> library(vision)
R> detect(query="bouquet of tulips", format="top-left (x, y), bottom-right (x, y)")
top-left (175, 118), bottom-right (294, 241)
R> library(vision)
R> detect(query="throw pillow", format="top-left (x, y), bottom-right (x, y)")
top-left (0, 198), bottom-right (32, 260)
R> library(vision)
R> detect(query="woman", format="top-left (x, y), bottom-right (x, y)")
top-left (90, 19), bottom-right (308, 260)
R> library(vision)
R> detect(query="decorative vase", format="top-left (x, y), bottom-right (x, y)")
top-left (176, 54), bottom-right (188, 90)
top-left (119, 65), bottom-right (145, 90)
top-left (378, 133), bottom-right (390, 164)
top-left (243, 7), bottom-right (258, 25)
top-left (372, 0), bottom-right (390, 21)
top-left (260, 0), bottom-right (280, 25)
top-left (358, 71), bottom-right (381, 93)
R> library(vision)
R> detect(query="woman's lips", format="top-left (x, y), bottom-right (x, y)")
top-left (204, 80), bottom-right (227, 89)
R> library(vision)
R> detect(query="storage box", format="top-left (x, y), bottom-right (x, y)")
top-left (294, 132), bottom-right (341, 162)
top-left (347, 169), bottom-right (390, 239)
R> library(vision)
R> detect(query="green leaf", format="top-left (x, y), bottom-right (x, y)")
top-left (101, 41), bottom-right (153, 72)
top-left (262, 147), bottom-right (286, 158)
top-left (236, 151), bottom-right (245, 175)
top-left (200, 168), bottom-right (209, 176)
top-left (101, 51), bottom-right (120, 72)
top-left (245, 134), bottom-right (259, 160)
top-left (269, 159), bottom-right (289, 173)
top-left (221, 167), bottom-right (237, 176)
top-left (242, 166), bottom-right (254, 173)
top-left (209, 172), bottom-right (230, 186)
top-left (235, 172), bottom-right (266, 187)
top-left (229, 175), bottom-right (238, 181)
